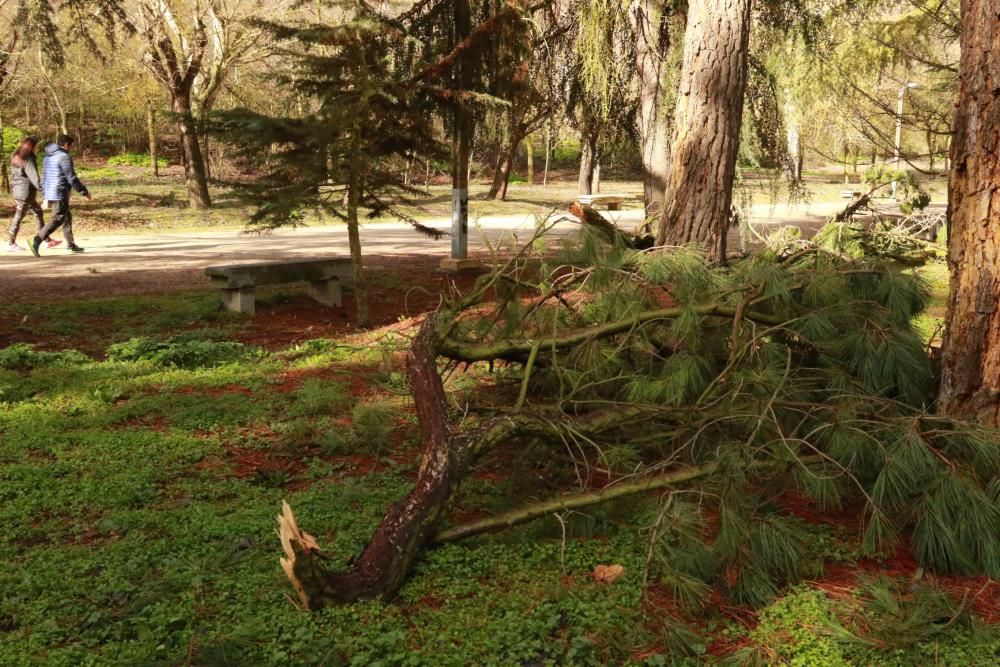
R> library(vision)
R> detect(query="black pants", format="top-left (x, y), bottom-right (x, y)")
top-left (37, 199), bottom-right (75, 246)
top-left (8, 195), bottom-right (45, 244)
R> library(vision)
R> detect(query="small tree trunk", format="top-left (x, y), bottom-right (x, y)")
top-left (927, 130), bottom-right (936, 173)
top-left (938, 0), bottom-right (1000, 426)
top-left (543, 123), bottom-right (551, 187)
top-left (0, 111), bottom-right (8, 194)
top-left (487, 130), bottom-right (521, 200)
top-left (631, 0), bottom-right (672, 218)
top-left (172, 92), bottom-right (212, 209)
top-left (147, 104), bottom-right (159, 178)
top-left (347, 136), bottom-right (369, 326)
top-left (656, 0), bottom-right (752, 262)
top-left (525, 137), bottom-right (534, 186)
top-left (578, 130), bottom-right (598, 195)
top-left (203, 135), bottom-right (213, 181)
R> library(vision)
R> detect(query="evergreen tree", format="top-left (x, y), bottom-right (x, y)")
top-left (213, 0), bottom-right (531, 323)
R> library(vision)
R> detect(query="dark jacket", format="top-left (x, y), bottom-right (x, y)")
top-left (11, 153), bottom-right (41, 201)
top-left (42, 143), bottom-right (89, 202)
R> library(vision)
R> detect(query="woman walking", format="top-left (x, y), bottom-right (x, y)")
top-left (6, 137), bottom-right (59, 252)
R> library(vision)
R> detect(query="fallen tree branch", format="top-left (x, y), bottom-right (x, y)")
top-left (570, 202), bottom-right (655, 249)
top-left (439, 304), bottom-right (786, 363)
top-left (430, 460), bottom-right (722, 544)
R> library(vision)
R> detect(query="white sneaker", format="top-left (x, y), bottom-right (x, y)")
top-left (5, 242), bottom-right (24, 252)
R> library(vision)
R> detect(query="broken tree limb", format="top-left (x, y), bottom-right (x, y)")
top-left (278, 314), bottom-right (461, 606)
top-left (430, 460), bottom-right (722, 544)
top-left (438, 304), bottom-right (785, 363)
top-left (570, 202), bottom-right (656, 249)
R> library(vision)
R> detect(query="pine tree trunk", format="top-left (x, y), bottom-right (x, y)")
top-left (655, 0), bottom-right (752, 262)
top-left (938, 0), bottom-right (1000, 426)
top-left (173, 93), bottom-right (212, 209)
top-left (631, 0), bottom-right (672, 218)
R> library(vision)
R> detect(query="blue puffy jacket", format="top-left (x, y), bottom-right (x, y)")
top-left (42, 143), bottom-right (89, 202)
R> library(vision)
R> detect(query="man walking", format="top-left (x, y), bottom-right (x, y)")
top-left (31, 134), bottom-right (90, 256)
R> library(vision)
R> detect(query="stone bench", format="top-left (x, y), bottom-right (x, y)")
top-left (577, 193), bottom-right (628, 211)
top-left (205, 258), bottom-right (353, 315)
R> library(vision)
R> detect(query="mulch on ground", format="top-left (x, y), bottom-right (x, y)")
top-left (0, 253), bottom-right (485, 354)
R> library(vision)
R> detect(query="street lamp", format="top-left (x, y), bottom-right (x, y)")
top-left (892, 82), bottom-right (919, 199)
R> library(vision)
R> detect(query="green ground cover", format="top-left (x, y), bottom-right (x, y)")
top-left (1, 283), bottom-right (993, 665)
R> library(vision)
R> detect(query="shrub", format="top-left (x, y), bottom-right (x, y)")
top-left (1, 126), bottom-right (26, 152)
top-left (552, 138), bottom-right (581, 163)
top-left (351, 402), bottom-right (395, 457)
top-left (107, 152), bottom-right (169, 169)
top-left (106, 334), bottom-right (263, 369)
top-left (0, 344), bottom-right (91, 371)
top-left (287, 378), bottom-right (350, 417)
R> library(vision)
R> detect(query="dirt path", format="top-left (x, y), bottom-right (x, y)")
top-left (0, 205), bottom-right (843, 302)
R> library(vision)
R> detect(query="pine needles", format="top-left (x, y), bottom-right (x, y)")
top-left (432, 219), bottom-right (1000, 605)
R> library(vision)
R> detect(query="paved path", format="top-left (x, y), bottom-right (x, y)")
top-left (1, 202), bottom-right (849, 278)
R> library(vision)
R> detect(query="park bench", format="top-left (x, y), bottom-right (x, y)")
top-left (205, 258), bottom-right (353, 315)
top-left (840, 190), bottom-right (863, 199)
top-left (577, 193), bottom-right (628, 211)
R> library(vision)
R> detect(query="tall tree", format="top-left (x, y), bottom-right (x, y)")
top-left (134, 0), bottom-right (213, 209)
top-left (656, 0), bottom-right (752, 261)
top-left (938, 0), bottom-right (1000, 425)
top-left (630, 0), bottom-right (677, 217)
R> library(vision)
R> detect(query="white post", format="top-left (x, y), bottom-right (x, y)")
top-left (892, 82), bottom-right (918, 200)
top-left (451, 188), bottom-right (468, 259)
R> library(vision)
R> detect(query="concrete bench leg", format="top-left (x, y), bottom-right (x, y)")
top-left (608, 202), bottom-right (621, 211)
top-left (220, 287), bottom-right (256, 315)
top-left (308, 278), bottom-right (342, 307)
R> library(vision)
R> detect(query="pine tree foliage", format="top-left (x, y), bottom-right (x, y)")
top-left (430, 218), bottom-right (1000, 607)
top-left (3, 0), bottom-right (126, 68)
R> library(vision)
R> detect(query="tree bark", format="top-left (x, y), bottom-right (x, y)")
top-left (173, 93), bottom-right (212, 209)
top-left (655, 0), bottom-right (752, 262)
top-left (631, 0), bottom-right (673, 218)
top-left (938, 0), bottom-right (1000, 426)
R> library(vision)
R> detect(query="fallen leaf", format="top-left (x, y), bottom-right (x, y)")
top-left (593, 564), bottom-right (625, 584)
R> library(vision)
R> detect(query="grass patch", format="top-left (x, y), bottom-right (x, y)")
top-left (7, 292), bottom-right (238, 347)
top-left (1, 283), bottom-right (992, 665)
